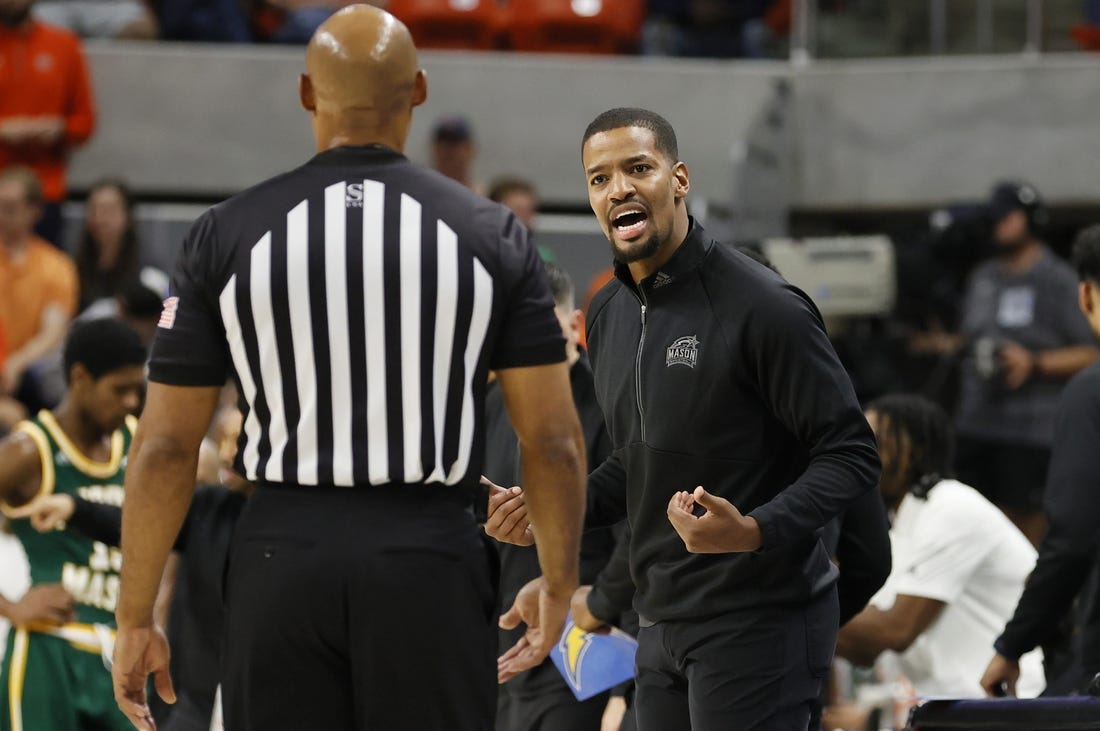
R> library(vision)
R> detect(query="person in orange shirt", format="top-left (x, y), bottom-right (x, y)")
top-left (0, 166), bottom-right (78, 411)
top-left (0, 0), bottom-right (96, 247)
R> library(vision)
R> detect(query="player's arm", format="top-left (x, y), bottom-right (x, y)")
top-left (835, 595), bottom-right (945, 667)
top-left (0, 430), bottom-right (42, 508)
top-left (0, 432), bottom-right (76, 625)
top-left (118, 383), bottom-right (220, 628)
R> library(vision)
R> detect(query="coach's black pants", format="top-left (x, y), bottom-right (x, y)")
top-left (634, 588), bottom-right (838, 731)
top-left (222, 484), bottom-right (498, 731)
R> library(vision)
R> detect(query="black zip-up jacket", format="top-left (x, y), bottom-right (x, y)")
top-left (584, 221), bottom-right (880, 623)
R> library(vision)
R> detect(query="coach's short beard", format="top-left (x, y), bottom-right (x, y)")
top-left (611, 233), bottom-right (662, 265)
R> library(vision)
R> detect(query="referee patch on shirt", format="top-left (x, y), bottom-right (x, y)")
top-left (158, 296), bottom-right (180, 329)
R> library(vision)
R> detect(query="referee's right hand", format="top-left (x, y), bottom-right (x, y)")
top-left (497, 576), bottom-right (574, 683)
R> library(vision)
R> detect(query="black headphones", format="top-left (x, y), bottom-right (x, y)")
top-left (1016, 183), bottom-right (1050, 233)
top-left (992, 181), bottom-right (1049, 235)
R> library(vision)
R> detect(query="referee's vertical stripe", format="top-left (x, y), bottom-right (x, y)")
top-left (399, 194), bottom-right (423, 482)
top-left (325, 182), bottom-right (354, 486)
top-left (448, 258), bottom-right (493, 484)
top-left (286, 199), bottom-right (318, 485)
top-left (251, 232), bottom-right (287, 482)
top-left (220, 274), bottom-right (262, 479)
top-left (426, 220), bottom-right (458, 484)
top-left (362, 180), bottom-right (389, 485)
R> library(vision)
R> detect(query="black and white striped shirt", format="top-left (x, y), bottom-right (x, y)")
top-left (148, 145), bottom-right (565, 488)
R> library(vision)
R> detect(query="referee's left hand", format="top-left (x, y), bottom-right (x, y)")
top-left (667, 487), bottom-right (763, 553)
top-left (497, 576), bottom-right (573, 683)
top-left (113, 624), bottom-right (176, 730)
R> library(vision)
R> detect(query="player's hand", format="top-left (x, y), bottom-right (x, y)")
top-left (497, 576), bottom-right (573, 683)
top-left (980, 652), bottom-right (1021, 697)
top-left (570, 585), bottom-right (608, 633)
top-left (6, 494), bottom-right (76, 533)
top-left (5, 583), bottom-right (75, 625)
top-left (999, 341), bottom-right (1036, 390)
top-left (667, 487), bottom-right (763, 553)
top-left (602, 695), bottom-right (628, 731)
top-left (113, 625), bottom-right (176, 731)
top-left (482, 477), bottom-right (534, 546)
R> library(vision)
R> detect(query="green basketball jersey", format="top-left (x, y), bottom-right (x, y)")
top-left (1, 410), bottom-right (137, 627)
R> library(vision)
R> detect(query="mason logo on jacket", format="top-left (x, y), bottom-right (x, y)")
top-left (666, 335), bottom-right (699, 369)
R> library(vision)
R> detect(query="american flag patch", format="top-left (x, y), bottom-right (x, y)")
top-left (158, 296), bottom-right (180, 329)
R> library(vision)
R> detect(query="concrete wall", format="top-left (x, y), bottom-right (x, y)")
top-left (69, 44), bottom-right (1100, 209)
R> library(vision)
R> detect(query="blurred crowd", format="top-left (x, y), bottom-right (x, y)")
top-left (6, 0), bottom-right (1100, 58)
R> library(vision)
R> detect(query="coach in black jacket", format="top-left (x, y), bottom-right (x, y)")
top-left (492, 108), bottom-right (880, 730)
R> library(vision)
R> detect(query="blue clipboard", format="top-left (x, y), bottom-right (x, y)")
top-left (549, 614), bottom-right (638, 701)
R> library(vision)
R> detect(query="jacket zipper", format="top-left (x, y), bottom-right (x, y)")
top-left (636, 295), bottom-right (648, 443)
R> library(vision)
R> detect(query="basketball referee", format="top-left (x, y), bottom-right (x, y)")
top-left (110, 7), bottom-right (587, 731)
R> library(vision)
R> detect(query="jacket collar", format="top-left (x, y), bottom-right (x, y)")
top-left (307, 144), bottom-right (407, 167)
top-left (612, 217), bottom-right (712, 294)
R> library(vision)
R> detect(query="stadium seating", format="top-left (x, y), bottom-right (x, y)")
top-left (506, 0), bottom-right (644, 55)
top-left (387, 0), bottom-right (504, 51)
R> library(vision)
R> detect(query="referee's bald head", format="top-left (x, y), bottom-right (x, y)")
top-left (300, 4), bottom-right (427, 151)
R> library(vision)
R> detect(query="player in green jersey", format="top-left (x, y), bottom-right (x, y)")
top-left (0, 318), bottom-right (146, 731)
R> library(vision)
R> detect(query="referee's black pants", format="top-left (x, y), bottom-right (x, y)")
top-left (633, 588), bottom-right (838, 731)
top-left (222, 484), bottom-right (499, 731)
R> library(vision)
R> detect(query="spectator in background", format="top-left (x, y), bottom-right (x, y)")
top-left (431, 115), bottom-right (484, 194)
top-left (27, 265), bottom-right (166, 410)
top-left (75, 179), bottom-right (142, 311)
top-left (0, 166), bottom-right (78, 411)
top-left (80, 266), bottom-right (168, 345)
top-left (158, 0), bottom-right (251, 42)
top-left (33, 0), bottom-right (157, 40)
top-left (489, 177), bottom-right (538, 233)
top-left (264, 0), bottom-right (370, 43)
top-left (488, 176), bottom-right (560, 262)
top-left (953, 182), bottom-right (1100, 545)
top-left (643, 0), bottom-right (787, 58)
top-left (981, 225), bottom-right (1100, 697)
top-left (836, 393), bottom-right (1045, 699)
top-left (0, 0), bottom-right (96, 247)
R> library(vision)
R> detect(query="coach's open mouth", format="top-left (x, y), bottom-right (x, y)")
top-left (612, 206), bottom-right (649, 241)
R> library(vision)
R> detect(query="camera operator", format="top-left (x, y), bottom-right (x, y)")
top-left (953, 182), bottom-right (1100, 545)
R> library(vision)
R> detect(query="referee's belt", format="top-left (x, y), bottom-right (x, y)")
top-left (23, 620), bottom-right (116, 668)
